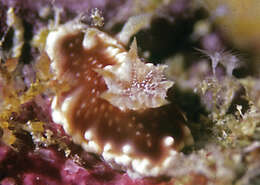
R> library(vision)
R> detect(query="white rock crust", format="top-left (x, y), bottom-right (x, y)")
top-left (6, 8), bottom-right (24, 58)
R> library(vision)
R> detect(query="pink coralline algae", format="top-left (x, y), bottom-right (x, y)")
top-left (0, 143), bottom-right (154, 185)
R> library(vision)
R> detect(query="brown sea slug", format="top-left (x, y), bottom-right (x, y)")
top-left (46, 20), bottom-right (193, 178)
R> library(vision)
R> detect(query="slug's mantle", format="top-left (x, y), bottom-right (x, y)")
top-left (46, 21), bottom-right (193, 178)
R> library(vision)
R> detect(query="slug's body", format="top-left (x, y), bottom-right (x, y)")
top-left (46, 22), bottom-right (193, 178)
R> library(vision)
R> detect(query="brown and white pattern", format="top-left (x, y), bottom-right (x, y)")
top-left (46, 21), bottom-right (193, 178)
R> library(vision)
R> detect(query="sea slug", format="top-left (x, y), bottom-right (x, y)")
top-left (45, 21), bottom-right (193, 178)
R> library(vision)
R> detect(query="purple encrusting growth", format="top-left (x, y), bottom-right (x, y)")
top-left (0, 143), bottom-right (154, 185)
top-left (0, 0), bottom-right (127, 28)
top-left (201, 33), bottom-right (223, 52)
